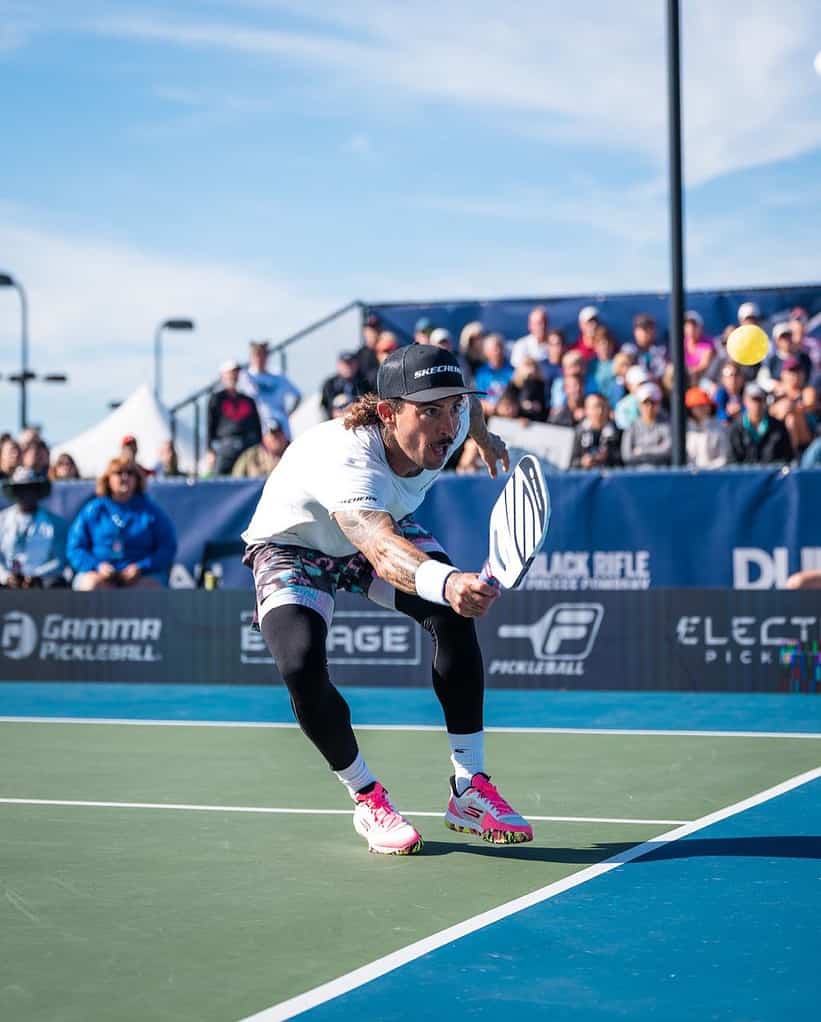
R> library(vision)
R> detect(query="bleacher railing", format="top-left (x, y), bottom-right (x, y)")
top-left (169, 300), bottom-right (365, 475)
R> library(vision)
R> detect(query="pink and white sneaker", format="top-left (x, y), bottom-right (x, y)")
top-left (353, 782), bottom-right (423, 855)
top-left (445, 773), bottom-right (533, 845)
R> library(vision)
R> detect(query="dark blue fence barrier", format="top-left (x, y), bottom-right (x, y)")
top-left (369, 284), bottom-right (821, 347)
top-left (6, 468), bottom-right (820, 591)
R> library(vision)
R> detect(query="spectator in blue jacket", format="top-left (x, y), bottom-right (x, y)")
top-left (67, 456), bottom-right (177, 590)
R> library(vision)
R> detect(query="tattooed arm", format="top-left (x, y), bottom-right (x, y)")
top-left (333, 507), bottom-right (499, 617)
top-left (467, 394), bottom-right (510, 479)
top-left (334, 509), bottom-right (428, 593)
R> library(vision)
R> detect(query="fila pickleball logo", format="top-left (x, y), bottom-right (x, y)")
top-left (1, 611), bottom-right (38, 660)
top-left (489, 603), bottom-right (604, 677)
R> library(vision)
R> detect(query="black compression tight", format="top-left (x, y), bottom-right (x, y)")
top-left (260, 578), bottom-right (484, 770)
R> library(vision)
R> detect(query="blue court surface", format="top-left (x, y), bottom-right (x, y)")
top-left (291, 774), bottom-right (821, 1022)
top-left (3, 682), bottom-right (821, 733)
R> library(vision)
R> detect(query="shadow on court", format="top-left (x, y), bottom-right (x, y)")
top-left (421, 840), bottom-right (635, 862)
top-left (422, 835), bottom-right (821, 862)
top-left (636, 835), bottom-right (821, 861)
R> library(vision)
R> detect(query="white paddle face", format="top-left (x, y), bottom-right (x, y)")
top-left (484, 455), bottom-right (551, 589)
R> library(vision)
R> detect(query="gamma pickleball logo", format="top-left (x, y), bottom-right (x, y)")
top-left (1, 611), bottom-right (38, 660)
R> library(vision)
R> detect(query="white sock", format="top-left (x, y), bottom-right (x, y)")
top-left (334, 752), bottom-right (377, 800)
top-left (448, 730), bottom-right (485, 793)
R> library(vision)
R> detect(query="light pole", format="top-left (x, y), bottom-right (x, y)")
top-left (154, 318), bottom-right (195, 402)
top-left (666, 0), bottom-right (687, 467)
top-left (0, 272), bottom-right (30, 431)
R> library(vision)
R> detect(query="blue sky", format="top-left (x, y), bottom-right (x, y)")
top-left (1, 0), bottom-right (820, 444)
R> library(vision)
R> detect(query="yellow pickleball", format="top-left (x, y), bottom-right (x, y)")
top-left (726, 324), bottom-right (770, 366)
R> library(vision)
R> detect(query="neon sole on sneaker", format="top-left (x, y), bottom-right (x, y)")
top-left (444, 815), bottom-right (531, 845)
top-left (369, 837), bottom-right (424, 856)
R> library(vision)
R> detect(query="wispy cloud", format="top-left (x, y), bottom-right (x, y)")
top-left (342, 132), bottom-right (375, 159)
top-left (87, 1), bottom-right (821, 185)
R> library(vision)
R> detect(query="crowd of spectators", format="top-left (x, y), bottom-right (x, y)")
top-left (2, 299), bottom-right (819, 592)
top-left (2, 300), bottom-right (819, 510)
top-left (345, 301), bottom-right (819, 473)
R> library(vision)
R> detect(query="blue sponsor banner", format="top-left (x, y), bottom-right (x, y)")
top-left (416, 469), bottom-right (821, 590)
top-left (3, 468), bottom-right (820, 590)
top-left (368, 284), bottom-right (821, 348)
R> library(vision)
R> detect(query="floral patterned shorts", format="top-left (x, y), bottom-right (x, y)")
top-left (243, 516), bottom-right (444, 627)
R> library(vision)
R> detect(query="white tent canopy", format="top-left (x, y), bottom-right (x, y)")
top-left (52, 384), bottom-right (197, 478)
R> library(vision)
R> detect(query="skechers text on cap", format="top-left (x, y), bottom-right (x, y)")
top-left (377, 345), bottom-right (483, 403)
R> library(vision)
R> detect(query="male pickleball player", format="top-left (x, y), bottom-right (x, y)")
top-left (242, 345), bottom-right (533, 854)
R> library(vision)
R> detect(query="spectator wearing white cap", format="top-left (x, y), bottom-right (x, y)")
top-left (0, 468), bottom-right (68, 589)
top-left (620, 382), bottom-right (672, 467)
top-left (428, 327), bottom-right (454, 351)
top-left (759, 322), bottom-right (812, 392)
top-left (207, 360), bottom-right (263, 474)
top-left (683, 310), bottom-right (715, 385)
top-left (510, 306), bottom-right (550, 368)
top-left (573, 305), bottom-right (600, 363)
top-left (614, 365), bottom-right (650, 431)
top-left (238, 341), bottom-right (301, 442)
top-left (737, 301), bottom-right (761, 326)
top-left (727, 384), bottom-right (792, 464)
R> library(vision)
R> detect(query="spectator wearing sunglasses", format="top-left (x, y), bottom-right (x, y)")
top-left (67, 456), bottom-right (177, 589)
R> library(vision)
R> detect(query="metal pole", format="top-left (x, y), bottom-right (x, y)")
top-left (193, 400), bottom-right (201, 479)
top-left (154, 324), bottom-right (163, 402)
top-left (13, 280), bottom-right (30, 432)
top-left (667, 0), bottom-right (687, 467)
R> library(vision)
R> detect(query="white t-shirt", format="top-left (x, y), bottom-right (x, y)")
top-left (509, 333), bottom-right (550, 367)
top-left (242, 405), bottom-right (470, 557)
top-left (238, 369), bottom-right (301, 439)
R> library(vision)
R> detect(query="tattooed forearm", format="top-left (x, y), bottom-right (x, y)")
top-left (468, 394), bottom-right (490, 444)
top-left (333, 509), bottom-right (429, 594)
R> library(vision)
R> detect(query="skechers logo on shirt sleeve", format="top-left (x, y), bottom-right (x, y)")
top-left (413, 365), bottom-right (462, 379)
top-left (338, 496), bottom-right (379, 504)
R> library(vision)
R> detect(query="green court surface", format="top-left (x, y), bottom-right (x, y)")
top-left (2, 721), bottom-right (819, 1022)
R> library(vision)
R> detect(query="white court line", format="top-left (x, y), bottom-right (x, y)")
top-left (0, 798), bottom-right (687, 826)
top-left (238, 765), bottom-right (821, 1022)
top-left (1, 716), bottom-right (819, 739)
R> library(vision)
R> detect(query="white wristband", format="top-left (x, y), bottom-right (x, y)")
top-left (415, 559), bottom-right (457, 605)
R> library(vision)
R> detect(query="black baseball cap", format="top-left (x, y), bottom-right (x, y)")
top-left (377, 345), bottom-right (483, 403)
